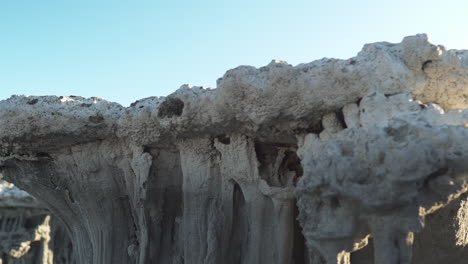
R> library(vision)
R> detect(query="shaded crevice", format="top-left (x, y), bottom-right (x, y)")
top-left (157, 97), bottom-right (184, 118)
top-left (66, 188), bottom-right (75, 204)
top-left (36, 152), bottom-right (52, 160)
top-left (144, 148), bottom-right (183, 263)
top-left (27, 98), bottom-right (39, 105)
top-left (292, 201), bottom-right (307, 264)
top-left (421, 60), bottom-right (433, 71)
top-left (227, 182), bottom-right (248, 264)
top-left (356, 97), bottom-right (363, 106)
top-left (306, 121), bottom-right (324, 134)
top-left (278, 150), bottom-right (303, 186)
top-left (255, 141), bottom-right (302, 187)
top-left (216, 134), bottom-right (231, 145)
top-left (335, 110), bottom-right (347, 129)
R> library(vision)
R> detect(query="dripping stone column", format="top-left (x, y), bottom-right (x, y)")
top-left (177, 138), bottom-right (223, 264)
top-left (296, 121), bottom-right (468, 264)
top-left (215, 134), bottom-right (301, 264)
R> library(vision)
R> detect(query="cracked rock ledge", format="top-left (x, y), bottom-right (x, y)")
top-left (0, 34), bottom-right (467, 264)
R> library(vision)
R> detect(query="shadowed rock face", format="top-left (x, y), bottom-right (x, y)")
top-left (0, 34), bottom-right (467, 264)
top-left (296, 93), bottom-right (468, 264)
top-left (0, 181), bottom-right (75, 264)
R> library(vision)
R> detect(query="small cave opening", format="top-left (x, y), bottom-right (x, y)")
top-left (253, 139), bottom-right (308, 263)
top-left (157, 97), bottom-right (185, 118)
top-left (421, 60), bottom-right (433, 71)
top-left (216, 134), bottom-right (231, 145)
top-left (278, 150), bottom-right (304, 186)
top-left (254, 141), bottom-right (304, 187)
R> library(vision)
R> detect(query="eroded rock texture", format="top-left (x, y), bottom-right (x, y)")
top-left (296, 93), bottom-right (468, 264)
top-left (0, 181), bottom-right (75, 263)
top-left (0, 34), bottom-right (467, 264)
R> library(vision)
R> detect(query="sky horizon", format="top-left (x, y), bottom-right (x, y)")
top-left (1, 0), bottom-right (467, 106)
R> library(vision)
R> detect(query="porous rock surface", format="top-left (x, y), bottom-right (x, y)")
top-left (0, 34), bottom-right (467, 264)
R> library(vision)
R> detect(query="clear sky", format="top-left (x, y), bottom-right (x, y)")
top-left (1, 0), bottom-right (467, 106)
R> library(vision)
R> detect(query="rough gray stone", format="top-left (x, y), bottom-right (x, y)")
top-left (0, 34), bottom-right (466, 264)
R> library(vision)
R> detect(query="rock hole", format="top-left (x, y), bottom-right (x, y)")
top-left (422, 60), bottom-right (433, 71)
top-left (36, 152), bottom-right (52, 159)
top-left (157, 97), bottom-right (184, 118)
top-left (335, 110), bottom-right (347, 129)
top-left (255, 141), bottom-right (304, 187)
top-left (330, 197), bottom-right (340, 209)
top-left (143, 146), bottom-right (152, 154)
top-left (88, 114), bottom-right (104, 123)
top-left (305, 121), bottom-right (323, 134)
top-left (24, 215), bottom-right (46, 229)
top-left (279, 151), bottom-right (303, 186)
top-left (216, 135), bottom-right (231, 145)
top-left (27, 99), bottom-right (38, 105)
top-left (356, 97), bottom-right (363, 106)
top-left (255, 141), bottom-right (280, 186)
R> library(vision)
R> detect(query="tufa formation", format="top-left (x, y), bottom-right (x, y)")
top-left (0, 34), bottom-right (467, 264)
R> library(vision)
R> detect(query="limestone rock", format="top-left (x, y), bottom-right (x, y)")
top-left (0, 34), bottom-right (467, 264)
top-left (296, 93), bottom-right (467, 264)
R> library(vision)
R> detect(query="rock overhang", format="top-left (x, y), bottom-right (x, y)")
top-left (0, 33), bottom-right (466, 264)
top-left (0, 34), bottom-right (466, 154)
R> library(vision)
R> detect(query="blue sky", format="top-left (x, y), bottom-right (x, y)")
top-left (1, 0), bottom-right (467, 106)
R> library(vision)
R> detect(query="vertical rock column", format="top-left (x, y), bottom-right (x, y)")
top-left (178, 138), bottom-right (223, 264)
top-left (214, 134), bottom-right (301, 264)
top-left (215, 135), bottom-right (268, 264)
top-left (296, 121), bottom-right (468, 264)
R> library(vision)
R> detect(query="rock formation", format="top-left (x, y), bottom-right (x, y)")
top-left (0, 34), bottom-right (466, 264)
top-left (0, 181), bottom-right (75, 263)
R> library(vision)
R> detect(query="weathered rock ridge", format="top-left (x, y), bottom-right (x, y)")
top-left (0, 34), bottom-right (467, 264)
